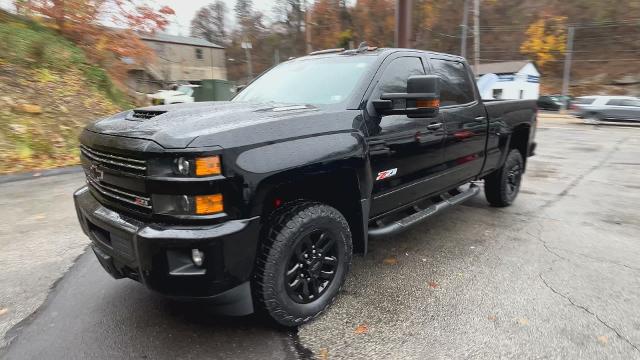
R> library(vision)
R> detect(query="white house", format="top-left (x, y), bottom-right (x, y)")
top-left (475, 61), bottom-right (540, 100)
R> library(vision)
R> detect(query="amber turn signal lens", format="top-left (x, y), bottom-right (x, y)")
top-left (195, 156), bottom-right (221, 176)
top-left (195, 194), bottom-right (224, 215)
top-left (416, 99), bottom-right (440, 108)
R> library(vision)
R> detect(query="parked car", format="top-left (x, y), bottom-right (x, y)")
top-left (147, 84), bottom-right (200, 105)
top-left (537, 94), bottom-right (572, 111)
top-left (74, 47), bottom-right (537, 326)
top-left (571, 95), bottom-right (640, 124)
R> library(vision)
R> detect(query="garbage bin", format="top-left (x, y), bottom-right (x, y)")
top-left (193, 79), bottom-right (235, 102)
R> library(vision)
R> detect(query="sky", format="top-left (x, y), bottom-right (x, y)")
top-left (156, 0), bottom-right (278, 35)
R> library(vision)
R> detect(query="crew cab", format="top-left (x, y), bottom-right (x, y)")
top-left (74, 47), bottom-right (537, 326)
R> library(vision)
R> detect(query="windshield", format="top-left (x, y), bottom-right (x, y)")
top-left (233, 56), bottom-right (375, 105)
top-left (177, 86), bottom-right (194, 96)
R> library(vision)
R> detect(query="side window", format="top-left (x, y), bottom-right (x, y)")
top-left (621, 99), bottom-right (640, 107)
top-left (429, 59), bottom-right (475, 106)
top-left (606, 99), bottom-right (624, 106)
top-left (195, 48), bottom-right (204, 60)
top-left (374, 57), bottom-right (425, 98)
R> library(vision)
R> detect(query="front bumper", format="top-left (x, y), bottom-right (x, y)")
top-left (74, 186), bottom-right (261, 313)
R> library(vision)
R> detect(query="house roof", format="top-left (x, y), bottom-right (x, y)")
top-left (139, 33), bottom-right (224, 49)
top-left (476, 61), bottom-right (532, 75)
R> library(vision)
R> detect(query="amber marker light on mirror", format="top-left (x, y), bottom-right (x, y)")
top-left (195, 156), bottom-right (221, 176)
top-left (195, 194), bottom-right (224, 215)
top-left (416, 99), bottom-right (440, 108)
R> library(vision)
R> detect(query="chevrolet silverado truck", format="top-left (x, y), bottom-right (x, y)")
top-left (74, 47), bottom-right (537, 326)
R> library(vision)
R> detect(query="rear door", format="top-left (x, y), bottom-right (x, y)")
top-left (427, 57), bottom-right (488, 185)
top-left (618, 99), bottom-right (640, 120)
top-left (366, 54), bottom-right (447, 217)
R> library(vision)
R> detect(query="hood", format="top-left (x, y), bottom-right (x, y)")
top-left (87, 102), bottom-right (353, 149)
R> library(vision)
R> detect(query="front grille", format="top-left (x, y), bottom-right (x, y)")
top-left (80, 145), bottom-right (146, 176)
top-left (87, 177), bottom-right (152, 211)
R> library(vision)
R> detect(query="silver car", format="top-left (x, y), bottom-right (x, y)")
top-left (571, 96), bottom-right (640, 124)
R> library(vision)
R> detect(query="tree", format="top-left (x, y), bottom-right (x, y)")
top-left (22, 0), bottom-right (175, 83)
top-left (190, 1), bottom-right (227, 45)
top-left (520, 16), bottom-right (567, 67)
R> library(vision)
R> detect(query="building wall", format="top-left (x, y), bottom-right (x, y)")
top-left (485, 63), bottom-right (540, 100)
top-left (144, 40), bottom-right (227, 83)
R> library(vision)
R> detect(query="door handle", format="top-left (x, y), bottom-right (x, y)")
top-left (474, 116), bottom-right (486, 122)
top-left (427, 123), bottom-right (443, 130)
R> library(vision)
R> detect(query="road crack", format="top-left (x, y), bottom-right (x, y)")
top-left (539, 273), bottom-right (640, 354)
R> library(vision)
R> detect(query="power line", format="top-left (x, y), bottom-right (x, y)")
top-left (480, 58), bottom-right (640, 62)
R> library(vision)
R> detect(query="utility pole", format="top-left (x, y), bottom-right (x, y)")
top-left (395, 0), bottom-right (412, 48)
top-left (241, 40), bottom-right (253, 82)
top-left (561, 26), bottom-right (575, 112)
top-left (473, 0), bottom-right (480, 74)
top-left (460, 0), bottom-right (469, 58)
top-left (305, 1), bottom-right (312, 53)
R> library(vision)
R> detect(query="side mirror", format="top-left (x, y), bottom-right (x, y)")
top-left (372, 75), bottom-right (440, 118)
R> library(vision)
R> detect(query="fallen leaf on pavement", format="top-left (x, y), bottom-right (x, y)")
top-left (597, 335), bottom-right (608, 345)
top-left (318, 348), bottom-right (329, 359)
top-left (355, 324), bottom-right (369, 334)
top-left (488, 314), bottom-right (497, 321)
top-left (428, 281), bottom-right (439, 289)
top-left (0, 308), bottom-right (8, 316)
top-left (517, 318), bottom-right (529, 326)
top-left (383, 256), bottom-right (397, 265)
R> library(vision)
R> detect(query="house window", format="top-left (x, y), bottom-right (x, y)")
top-left (493, 89), bottom-right (503, 99)
top-left (195, 48), bottom-right (204, 60)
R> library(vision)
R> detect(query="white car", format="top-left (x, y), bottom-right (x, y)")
top-left (148, 85), bottom-right (200, 105)
top-left (571, 95), bottom-right (640, 124)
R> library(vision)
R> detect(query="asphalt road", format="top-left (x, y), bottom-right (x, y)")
top-left (2, 120), bottom-right (640, 359)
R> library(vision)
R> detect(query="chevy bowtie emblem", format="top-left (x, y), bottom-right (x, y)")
top-left (89, 164), bottom-right (104, 182)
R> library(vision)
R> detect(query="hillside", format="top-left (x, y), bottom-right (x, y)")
top-left (0, 11), bottom-right (129, 175)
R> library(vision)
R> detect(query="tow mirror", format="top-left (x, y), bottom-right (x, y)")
top-left (372, 75), bottom-right (440, 118)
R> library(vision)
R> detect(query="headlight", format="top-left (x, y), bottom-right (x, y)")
top-left (153, 193), bottom-right (224, 215)
top-left (148, 155), bottom-right (222, 177)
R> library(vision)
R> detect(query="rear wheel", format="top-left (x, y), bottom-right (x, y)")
top-left (484, 149), bottom-right (524, 207)
top-left (254, 201), bottom-right (352, 327)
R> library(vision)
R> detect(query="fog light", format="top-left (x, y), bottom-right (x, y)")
top-left (191, 249), bottom-right (204, 266)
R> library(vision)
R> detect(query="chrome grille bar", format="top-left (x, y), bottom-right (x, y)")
top-left (87, 177), bottom-right (152, 210)
top-left (80, 146), bottom-right (146, 172)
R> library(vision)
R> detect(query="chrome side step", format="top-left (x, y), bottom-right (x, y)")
top-left (368, 184), bottom-right (480, 239)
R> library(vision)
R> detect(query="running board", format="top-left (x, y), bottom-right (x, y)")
top-left (368, 184), bottom-right (480, 239)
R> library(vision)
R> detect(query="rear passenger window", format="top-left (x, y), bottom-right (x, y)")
top-left (429, 59), bottom-right (475, 106)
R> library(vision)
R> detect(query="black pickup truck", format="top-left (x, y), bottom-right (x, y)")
top-left (74, 47), bottom-right (537, 326)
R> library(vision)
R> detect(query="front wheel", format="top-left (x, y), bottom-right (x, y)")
top-left (254, 201), bottom-right (352, 327)
top-left (484, 149), bottom-right (524, 207)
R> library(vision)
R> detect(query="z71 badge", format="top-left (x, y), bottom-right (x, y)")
top-left (376, 168), bottom-right (397, 181)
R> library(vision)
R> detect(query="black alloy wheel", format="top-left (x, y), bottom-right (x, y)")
top-left (285, 229), bottom-right (339, 304)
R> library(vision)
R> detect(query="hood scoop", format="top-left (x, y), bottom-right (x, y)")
top-left (127, 109), bottom-right (167, 121)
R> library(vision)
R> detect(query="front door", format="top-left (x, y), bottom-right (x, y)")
top-left (428, 57), bottom-right (488, 185)
top-left (365, 55), bottom-right (446, 217)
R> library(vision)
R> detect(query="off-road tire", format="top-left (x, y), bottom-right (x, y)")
top-left (484, 149), bottom-right (524, 207)
top-left (253, 201), bottom-right (352, 327)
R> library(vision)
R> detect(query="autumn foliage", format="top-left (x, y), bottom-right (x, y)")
top-left (520, 16), bottom-right (567, 68)
top-left (20, 0), bottom-right (174, 83)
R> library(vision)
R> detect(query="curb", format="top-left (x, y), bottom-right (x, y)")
top-left (0, 166), bottom-right (83, 185)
